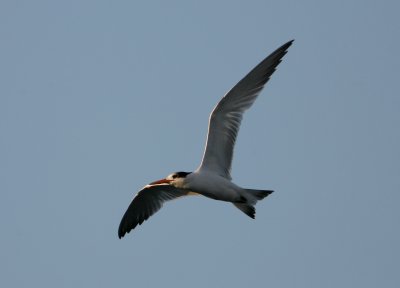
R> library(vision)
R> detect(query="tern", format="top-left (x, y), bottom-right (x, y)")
top-left (118, 40), bottom-right (293, 238)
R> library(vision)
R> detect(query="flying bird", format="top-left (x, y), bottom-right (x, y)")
top-left (118, 40), bottom-right (293, 238)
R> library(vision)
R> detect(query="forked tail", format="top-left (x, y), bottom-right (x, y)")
top-left (233, 189), bottom-right (273, 219)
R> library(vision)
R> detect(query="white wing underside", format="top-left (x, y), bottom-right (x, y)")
top-left (197, 40), bottom-right (293, 179)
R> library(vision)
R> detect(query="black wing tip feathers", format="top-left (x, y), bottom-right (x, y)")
top-left (248, 39), bottom-right (293, 88)
top-left (265, 190), bottom-right (274, 196)
top-left (118, 221), bottom-right (130, 239)
top-left (118, 221), bottom-right (125, 239)
top-left (271, 39), bottom-right (294, 60)
top-left (118, 212), bottom-right (140, 239)
top-left (118, 221), bottom-right (142, 239)
top-left (287, 39), bottom-right (295, 46)
top-left (280, 39), bottom-right (294, 51)
top-left (118, 215), bottom-right (148, 239)
top-left (118, 226), bottom-right (131, 239)
top-left (118, 212), bottom-right (129, 239)
top-left (273, 40), bottom-right (293, 59)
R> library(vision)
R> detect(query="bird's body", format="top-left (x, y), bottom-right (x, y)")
top-left (118, 40), bottom-right (293, 238)
top-left (181, 171), bottom-right (244, 202)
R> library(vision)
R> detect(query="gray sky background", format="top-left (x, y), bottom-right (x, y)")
top-left (1, 1), bottom-right (399, 287)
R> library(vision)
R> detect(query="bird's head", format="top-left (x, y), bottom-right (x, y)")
top-left (150, 171), bottom-right (192, 188)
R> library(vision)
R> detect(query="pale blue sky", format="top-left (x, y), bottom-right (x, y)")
top-left (1, 1), bottom-right (399, 287)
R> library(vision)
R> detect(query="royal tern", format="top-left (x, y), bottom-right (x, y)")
top-left (118, 40), bottom-right (293, 238)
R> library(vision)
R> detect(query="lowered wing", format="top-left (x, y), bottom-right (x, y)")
top-left (118, 184), bottom-right (188, 238)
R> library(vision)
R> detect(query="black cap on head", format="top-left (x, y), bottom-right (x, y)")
top-left (173, 171), bottom-right (192, 178)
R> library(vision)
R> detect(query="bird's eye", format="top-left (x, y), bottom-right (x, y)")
top-left (172, 174), bottom-right (177, 179)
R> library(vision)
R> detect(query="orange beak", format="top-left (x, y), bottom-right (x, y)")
top-left (150, 178), bottom-right (172, 185)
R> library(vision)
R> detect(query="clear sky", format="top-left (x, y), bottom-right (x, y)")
top-left (1, 1), bottom-right (399, 287)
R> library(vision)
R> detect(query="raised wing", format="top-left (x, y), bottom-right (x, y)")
top-left (118, 184), bottom-right (188, 238)
top-left (198, 40), bottom-right (293, 179)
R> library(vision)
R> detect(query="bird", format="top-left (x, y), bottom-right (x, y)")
top-left (118, 40), bottom-right (293, 238)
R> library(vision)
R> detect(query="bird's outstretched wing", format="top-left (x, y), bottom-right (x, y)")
top-left (118, 184), bottom-right (188, 238)
top-left (198, 40), bottom-right (293, 179)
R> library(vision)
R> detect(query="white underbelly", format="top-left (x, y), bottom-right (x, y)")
top-left (185, 171), bottom-right (242, 202)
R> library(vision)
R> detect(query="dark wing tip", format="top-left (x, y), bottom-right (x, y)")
top-left (278, 39), bottom-right (294, 53)
top-left (117, 194), bottom-right (146, 239)
top-left (237, 39), bottom-right (294, 93)
top-left (286, 39), bottom-right (295, 46)
top-left (118, 209), bottom-right (148, 239)
top-left (267, 39), bottom-right (294, 65)
top-left (269, 39), bottom-right (294, 60)
top-left (118, 221), bottom-right (126, 239)
top-left (118, 215), bottom-right (134, 239)
top-left (118, 224), bottom-right (130, 239)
